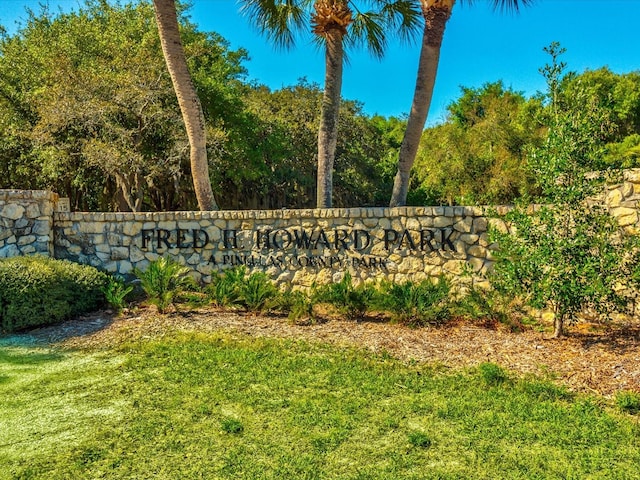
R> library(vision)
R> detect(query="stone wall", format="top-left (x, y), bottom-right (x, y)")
top-left (0, 190), bottom-right (58, 258)
top-left (53, 207), bottom-right (498, 287)
top-left (606, 169), bottom-right (640, 233)
top-left (3, 169), bottom-right (640, 289)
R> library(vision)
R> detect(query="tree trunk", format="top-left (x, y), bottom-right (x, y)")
top-left (552, 315), bottom-right (564, 338)
top-left (316, 29), bottom-right (344, 209)
top-left (152, 0), bottom-right (218, 211)
top-left (389, 1), bottom-right (452, 207)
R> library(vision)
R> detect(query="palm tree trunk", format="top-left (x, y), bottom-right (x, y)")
top-left (389, 1), bottom-right (452, 207)
top-left (152, 0), bottom-right (218, 211)
top-left (316, 29), bottom-right (344, 209)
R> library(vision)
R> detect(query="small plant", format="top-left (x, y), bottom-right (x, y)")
top-left (407, 431), bottom-right (432, 448)
top-left (378, 277), bottom-right (451, 326)
top-left (133, 257), bottom-right (194, 313)
top-left (220, 417), bottom-right (244, 434)
top-left (313, 272), bottom-right (376, 321)
top-left (453, 286), bottom-right (505, 323)
top-left (238, 271), bottom-right (279, 313)
top-left (615, 391), bottom-right (640, 415)
top-left (206, 267), bottom-right (245, 308)
top-left (272, 289), bottom-right (316, 324)
top-left (102, 276), bottom-right (133, 313)
top-left (478, 362), bottom-right (509, 387)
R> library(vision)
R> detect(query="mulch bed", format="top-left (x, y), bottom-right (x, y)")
top-left (12, 306), bottom-right (640, 398)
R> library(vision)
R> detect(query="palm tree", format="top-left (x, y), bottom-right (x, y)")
top-left (152, 0), bottom-right (218, 211)
top-left (241, 0), bottom-right (420, 208)
top-left (389, 0), bottom-right (533, 207)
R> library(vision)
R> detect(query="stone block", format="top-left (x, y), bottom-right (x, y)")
top-left (20, 245), bottom-right (36, 254)
top-left (110, 247), bottom-right (129, 261)
top-left (1, 204), bottom-right (25, 220)
top-left (606, 188), bottom-right (624, 207)
top-left (123, 222), bottom-right (142, 237)
top-left (119, 260), bottom-right (133, 275)
top-left (467, 245), bottom-right (487, 259)
top-left (434, 216), bottom-right (453, 228)
top-left (453, 216), bottom-right (473, 233)
top-left (17, 235), bottom-right (36, 246)
top-left (0, 244), bottom-right (20, 258)
top-left (472, 217), bottom-right (488, 232)
top-left (32, 220), bottom-right (50, 236)
top-left (26, 203), bottom-right (41, 218)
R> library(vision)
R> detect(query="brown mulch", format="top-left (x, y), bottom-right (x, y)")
top-left (10, 307), bottom-right (640, 398)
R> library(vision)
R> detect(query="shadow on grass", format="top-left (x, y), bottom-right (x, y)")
top-left (0, 349), bottom-right (65, 366)
top-left (0, 311), bottom-right (116, 348)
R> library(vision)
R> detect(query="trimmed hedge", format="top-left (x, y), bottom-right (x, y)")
top-left (0, 256), bottom-right (107, 332)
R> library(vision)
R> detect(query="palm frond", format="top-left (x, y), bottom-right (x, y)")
top-left (460, 0), bottom-right (536, 12)
top-left (238, 0), bottom-right (309, 50)
top-left (348, 0), bottom-right (421, 56)
top-left (348, 11), bottom-right (386, 59)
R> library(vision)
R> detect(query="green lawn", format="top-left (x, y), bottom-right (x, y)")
top-left (1, 330), bottom-right (638, 479)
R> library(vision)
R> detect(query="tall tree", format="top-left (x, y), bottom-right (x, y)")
top-left (389, 0), bottom-right (533, 207)
top-left (240, 0), bottom-right (420, 208)
top-left (152, 0), bottom-right (218, 210)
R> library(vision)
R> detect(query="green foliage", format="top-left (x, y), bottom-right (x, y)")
top-left (220, 417), bottom-right (244, 434)
top-left (101, 275), bottom-right (133, 313)
top-left (270, 288), bottom-right (316, 324)
top-left (313, 271), bottom-right (377, 321)
top-left (207, 267), bottom-right (279, 313)
top-left (412, 81), bottom-right (543, 206)
top-left (615, 391), bottom-right (640, 415)
top-left (478, 362), bottom-right (510, 387)
top-left (0, 256), bottom-right (107, 332)
top-left (0, 0), bottom-right (247, 211)
top-left (377, 277), bottom-right (451, 326)
top-left (3, 333), bottom-right (640, 478)
top-left (238, 271), bottom-right (279, 313)
top-left (407, 431), bottom-right (432, 448)
top-left (453, 286), bottom-right (507, 323)
top-left (133, 257), bottom-right (194, 313)
top-left (490, 43), bottom-right (638, 337)
top-left (206, 267), bottom-right (245, 308)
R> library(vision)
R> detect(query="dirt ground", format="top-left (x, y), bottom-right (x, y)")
top-left (11, 306), bottom-right (640, 398)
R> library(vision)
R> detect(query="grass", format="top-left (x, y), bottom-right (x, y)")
top-left (1, 330), bottom-right (639, 479)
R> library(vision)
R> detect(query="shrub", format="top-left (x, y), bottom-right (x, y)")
top-left (207, 267), bottom-right (280, 313)
top-left (0, 256), bottom-right (107, 332)
top-left (274, 289), bottom-right (316, 324)
top-left (206, 267), bottom-right (245, 308)
top-left (102, 275), bottom-right (134, 313)
top-left (133, 257), bottom-right (194, 313)
top-left (238, 271), bottom-right (279, 313)
top-left (378, 277), bottom-right (451, 326)
top-left (489, 44), bottom-right (638, 338)
top-left (313, 272), bottom-right (376, 321)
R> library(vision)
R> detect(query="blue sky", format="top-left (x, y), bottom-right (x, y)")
top-left (2, 0), bottom-right (640, 124)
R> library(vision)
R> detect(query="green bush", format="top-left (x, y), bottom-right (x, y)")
top-left (102, 275), bottom-right (134, 313)
top-left (313, 272), bottom-right (377, 321)
top-left (133, 257), bottom-right (195, 313)
top-left (238, 271), bottom-right (279, 313)
top-left (0, 256), bottom-right (107, 332)
top-left (378, 277), bottom-right (451, 326)
top-left (206, 267), bottom-right (245, 308)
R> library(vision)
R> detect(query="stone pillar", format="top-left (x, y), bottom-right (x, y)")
top-left (0, 190), bottom-right (58, 258)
